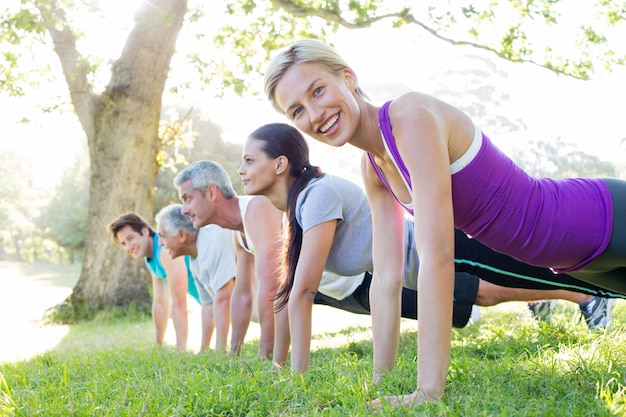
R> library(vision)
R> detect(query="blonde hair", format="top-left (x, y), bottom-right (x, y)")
top-left (264, 38), bottom-right (368, 112)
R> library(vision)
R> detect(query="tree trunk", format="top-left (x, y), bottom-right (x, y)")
top-left (42, 0), bottom-right (188, 311)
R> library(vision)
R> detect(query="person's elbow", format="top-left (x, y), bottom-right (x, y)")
top-left (371, 270), bottom-right (403, 296)
top-left (289, 286), bottom-right (317, 308)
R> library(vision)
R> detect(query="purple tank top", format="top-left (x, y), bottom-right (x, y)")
top-left (368, 100), bottom-right (613, 272)
top-left (367, 102), bottom-right (414, 215)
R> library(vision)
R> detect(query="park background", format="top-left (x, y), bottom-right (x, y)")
top-left (2, 1), bottom-right (625, 267)
top-left (2, 1), bottom-right (626, 415)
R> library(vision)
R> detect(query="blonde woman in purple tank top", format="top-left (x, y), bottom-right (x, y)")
top-left (263, 39), bottom-right (626, 409)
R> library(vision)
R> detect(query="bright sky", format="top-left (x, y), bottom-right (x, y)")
top-left (195, 23), bottom-right (626, 181)
top-left (3, 1), bottom-right (625, 189)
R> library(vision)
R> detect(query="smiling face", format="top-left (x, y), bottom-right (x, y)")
top-left (115, 225), bottom-right (152, 260)
top-left (274, 62), bottom-right (360, 148)
top-left (156, 221), bottom-right (185, 259)
top-left (177, 179), bottom-right (214, 228)
top-left (239, 137), bottom-right (281, 197)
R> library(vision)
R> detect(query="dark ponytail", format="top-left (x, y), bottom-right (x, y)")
top-left (247, 123), bottom-right (322, 311)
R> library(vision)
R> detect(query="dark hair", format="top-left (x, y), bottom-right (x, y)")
top-left (107, 212), bottom-right (154, 243)
top-left (247, 123), bottom-right (322, 311)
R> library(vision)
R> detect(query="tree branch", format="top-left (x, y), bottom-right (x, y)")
top-left (109, 0), bottom-right (188, 105)
top-left (37, 0), bottom-right (99, 140)
top-left (397, 12), bottom-right (582, 79)
top-left (269, 0), bottom-right (588, 79)
top-left (270, 0), bottom-right (398, 28)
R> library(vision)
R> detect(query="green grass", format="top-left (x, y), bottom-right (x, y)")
top-left (2, 263), bottom-right (626, 415)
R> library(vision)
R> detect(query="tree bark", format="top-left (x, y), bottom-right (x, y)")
top-left (40, 0), bottom-right (188, 310)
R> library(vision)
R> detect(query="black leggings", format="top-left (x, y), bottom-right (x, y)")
top-left (453, 228), bottom-right (626, 299)
top-left (314, 271), bottom-right (479, 328)
top-left (314, 210), bottom-right (626, 330)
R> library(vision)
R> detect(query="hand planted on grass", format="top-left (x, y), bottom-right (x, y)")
top-left (368, 390), bottom-right (430, 410)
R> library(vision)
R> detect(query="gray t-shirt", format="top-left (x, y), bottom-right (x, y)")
top-left (296, 173), bottom-right (419, 292)
top-left (190, 225), bottom-right (237, 305)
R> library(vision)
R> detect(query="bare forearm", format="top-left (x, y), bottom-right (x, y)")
top-left (370, 276), bottom-right (402, 381)
top-left (229, 290), bottom-right (253, 355)
top-left (214, 301), bottom-right (231, 352)
top-left (200, 303), bottom-right (214, 351)
top-left (288, 294), bottom-right (314, 373)
top-left (152, 303), bottom-right (169, 346)
top-left (273, 306), bottom-right (290, 368)
top-left (256, 282), bottom-right (276, 359)
top-left (417, 266), bottom-right (454, 399)
top-left (170, 300), bottom-right (188, 351)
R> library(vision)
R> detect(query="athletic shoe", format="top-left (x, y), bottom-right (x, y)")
top-left (579, 297), bottom-right (615, 330)
top-left (528, 300), bottom-right (557, 322)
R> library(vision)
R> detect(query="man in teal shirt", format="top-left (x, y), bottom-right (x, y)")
top-left (108, 212), bottom-right (199, 351)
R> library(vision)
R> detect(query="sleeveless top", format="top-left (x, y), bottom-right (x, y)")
top-left (236, 196), bottom-right (255, 254)
top-left (144, 233), bottom-right (201, 304)
top-left (368, 100), bottom-right (613, 273)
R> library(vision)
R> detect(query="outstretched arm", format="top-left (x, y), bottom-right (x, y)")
top-left (200, 301), bottom-right (214, 351)
top-left (229, 238), bottom-right (255, 356)
top-left (245, 197), bottom-right (285, 358)
top-left (288, 220), bottom-right (337, 373)
top-left (160, 250), bottom-right (190, 351)
top-left (213, 278), bottom-right (235, 352)
top-left (361, 156), bottom-right (405, 382)
top-left (151, 273), bottom-right (170, 347)
top-left (390, 95), bottom-right (465, 403)
top-left (273, 302), bottom-right (291, 368)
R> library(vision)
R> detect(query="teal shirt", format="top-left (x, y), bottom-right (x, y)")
top-left (144, 234), bottom-right (201, 304)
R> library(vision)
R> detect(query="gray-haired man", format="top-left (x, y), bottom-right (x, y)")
top-left (174, 160), bottom-right (285, 359)
top-left (155, 203), bottom-right (237, 352)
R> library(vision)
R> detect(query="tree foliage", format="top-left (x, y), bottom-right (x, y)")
top-left (1, 0), bottom-right (188, 315)
top-left (0, 2), bottom-right (48, 96)
top-left (38, 147), bottom-right (89, 263)
top-left (1, 0), bottom-right (623, 315)
top-left (154, 106), bottom-right (244, 213)
top-left (202, 0), bottom-right (625, 97)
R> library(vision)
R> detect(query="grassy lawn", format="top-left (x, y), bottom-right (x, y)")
top-left (2, 262), bottom-right (626, 416)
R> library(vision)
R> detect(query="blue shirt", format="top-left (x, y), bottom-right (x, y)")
top-left (144, 233), bottom-right (201, 304)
